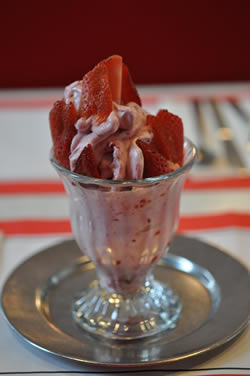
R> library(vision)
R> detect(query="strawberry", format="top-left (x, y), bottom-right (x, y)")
top-left (136, 140), bottom-right (172, 178)
top-left (49, 100), bottom-right (77, 169)
top-left (79, 61), bottom-right (113, 125)
top-left (104, 55), bottom-right (122, 104)
top-left (105, 56), bottom-right (142, 106)
top-left (149, 110), bottom-right (184, 166)
top-left (121, 63), bottom-right (141, 106)
top-left (78, 56), bottom-right (141, 126)
top-left (74, 144), bottom-right (100, 178)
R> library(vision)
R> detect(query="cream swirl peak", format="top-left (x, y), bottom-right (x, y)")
top-left (66, 95), bottom-right (152, 180)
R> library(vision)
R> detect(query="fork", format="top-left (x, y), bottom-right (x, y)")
top-left (210, 99), bottom-right (246, 169)
top-left (191, 99), bottom-right (216, 165)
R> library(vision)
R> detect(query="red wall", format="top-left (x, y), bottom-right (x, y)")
top-left (1, 0), bottom-right (250, 88)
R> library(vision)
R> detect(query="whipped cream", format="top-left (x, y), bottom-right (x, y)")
top-left (64, 80), bottom-right (82, 111)
top-left (65, 79), bottom-right (153, 180)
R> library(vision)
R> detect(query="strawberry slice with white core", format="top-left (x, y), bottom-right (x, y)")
top-left (121, 63), bottom-right (141, 106)
top-left (104, 55), bottom-right (123, 105)
top-left (104, 55), bottom-right (141, 106)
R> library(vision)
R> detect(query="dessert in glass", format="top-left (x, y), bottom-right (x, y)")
top-left (49, 56), bottom-right (197, 340)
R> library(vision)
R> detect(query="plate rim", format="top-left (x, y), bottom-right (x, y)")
top-left (1, 235), bottom-right (250, 367)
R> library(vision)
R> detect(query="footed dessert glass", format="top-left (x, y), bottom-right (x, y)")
top-left (50, 138), bottom-right (196, 340)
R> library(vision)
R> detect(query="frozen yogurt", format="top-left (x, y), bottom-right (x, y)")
top-left (50, 55), bottom-right (192, 295)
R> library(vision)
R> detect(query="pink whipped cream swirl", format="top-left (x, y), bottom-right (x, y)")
top-left (64, 82), bottom-right (153, 180)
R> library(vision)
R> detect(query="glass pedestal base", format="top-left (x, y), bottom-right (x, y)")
top-left (72, 277), bottom-right (182, 340)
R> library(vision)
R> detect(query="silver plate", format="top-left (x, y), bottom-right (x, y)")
top-left (1, 235), bottom-right (250, 367)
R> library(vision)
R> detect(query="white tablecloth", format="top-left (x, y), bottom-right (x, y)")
top-left (0, 83), bottom-right (249, 375)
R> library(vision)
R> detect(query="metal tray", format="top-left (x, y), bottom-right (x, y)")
top-left (1, 235), bottom-right (249, 367)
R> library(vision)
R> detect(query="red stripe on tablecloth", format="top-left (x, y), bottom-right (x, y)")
top-left (184, 176), bottom-right (250, 190)
top-left (1, 213), bottom-right (250, 235)
top-left (0, 98), bottom-right (58, 108)
top-left (0, 176), bottom-right (250, 195)
top-left (0, 90), bottom-right (249, 109)
top-left (0, 180), bottom-right (65, 194)
top-left (178, 212), bottom-right (250, 232)
top-left (0, 219), bottom-right (72, 235)
top-left (0, 96), bottom-right (159, 109)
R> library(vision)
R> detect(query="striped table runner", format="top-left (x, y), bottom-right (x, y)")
top-left (0, 85), bottom-right (249, 374)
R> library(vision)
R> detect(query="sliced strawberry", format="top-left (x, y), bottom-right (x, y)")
top-left (149, 110), bottom-right (184, 166)
top-left (104, 55), bottom-right (122, 104)
top-left (136, 140), bottom-right (172, 178)
top-left (79, 61), bottom-right (113, 125)
top-left (74, 144), bottom-right (100, 178)
top-left (49, 100), bottom-right (77, 169)
top-left (121, 63), bottom-right (141, 106)
top-left (78, 56), bottom-right (141, 125)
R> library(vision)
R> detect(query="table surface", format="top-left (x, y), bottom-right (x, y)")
top-left (0, 82), bottom-right (250, 376)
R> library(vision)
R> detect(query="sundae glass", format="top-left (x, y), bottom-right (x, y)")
top-left (50, 138), bottom-right (196, 340)
top-left (49, 55), bottom-right (197, 339)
